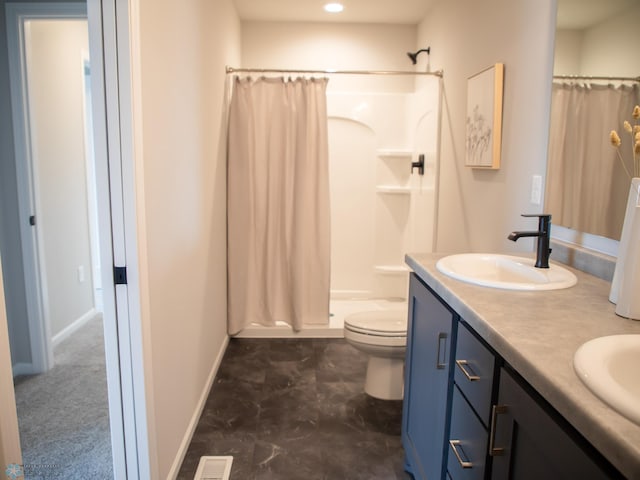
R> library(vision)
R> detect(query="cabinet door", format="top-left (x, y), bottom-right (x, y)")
top-left (403, 273), bottom-right (455, 480)
top-left (491, 368), bottom-right (615, 480)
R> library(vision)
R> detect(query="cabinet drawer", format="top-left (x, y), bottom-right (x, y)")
top-left (454, 322), bottom-right (496, 427)
top-left (447, 387), bottom-right (488, 480)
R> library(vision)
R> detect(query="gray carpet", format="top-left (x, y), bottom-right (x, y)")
top-left (13, 314), bottom-right (113, 479)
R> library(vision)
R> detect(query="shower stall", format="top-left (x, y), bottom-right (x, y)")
top-left (229, 68), bottom-right (442, 337)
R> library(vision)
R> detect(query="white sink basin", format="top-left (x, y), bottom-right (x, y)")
top-left (574, 335), bottom-right (640, 426)
top-left (435, 253), bottom-right (577, 291)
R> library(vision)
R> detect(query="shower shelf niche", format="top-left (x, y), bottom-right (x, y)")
top-left (376, 185), bottom-right (411, 195)
top-left (376, 149), bottom-right (413, 159)
top-left (374, 265), bottom-right (411, 275)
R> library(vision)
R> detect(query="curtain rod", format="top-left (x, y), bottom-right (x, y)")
top-left (226, 66), bottom-right (443, 77)
top-left (553, 74), bottom-right (640, 83)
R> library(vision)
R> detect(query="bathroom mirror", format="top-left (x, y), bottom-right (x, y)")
top-left (546, 0), bottom-right (640, 241)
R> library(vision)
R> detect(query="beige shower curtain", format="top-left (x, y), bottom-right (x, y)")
top-left (546, 82), bottom-right (640, 239)
top-left (227, 76), bottom-right (331, 334)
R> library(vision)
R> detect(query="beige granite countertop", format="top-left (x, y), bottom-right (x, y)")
top-left (406, 252), bottom-right (640, 480)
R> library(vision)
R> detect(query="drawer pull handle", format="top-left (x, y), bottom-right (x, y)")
top-left (489, 404), bottom-right (508, 456)
top-left (455, 359), bottom-right (480, 381)
top-left (436, 332), bottom-right (448, 369)
top-left (449, 440), bottom-right (473, 469)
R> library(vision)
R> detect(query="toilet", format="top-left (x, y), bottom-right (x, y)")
top-left (344, 309), bottom-right (407, 400)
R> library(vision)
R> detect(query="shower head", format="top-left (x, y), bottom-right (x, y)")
top-left (407, 47), bottom-right (431, 65)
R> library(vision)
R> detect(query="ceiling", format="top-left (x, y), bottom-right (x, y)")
top-left (231, 0), bottom-right (436, 24)
top-left (232, 0), bottom-right (638, 28)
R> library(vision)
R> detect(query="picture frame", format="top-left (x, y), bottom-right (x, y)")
top-left (465, 63), bottom-right (504, 169)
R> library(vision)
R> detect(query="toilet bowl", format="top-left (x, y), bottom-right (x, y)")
top-left (344, 309), bottom-right (407, 400)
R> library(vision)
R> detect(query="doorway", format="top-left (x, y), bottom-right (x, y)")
top-left (3, 2), bottom-right (127, 477)
top-left (15, 16), bottom-right (101, 373)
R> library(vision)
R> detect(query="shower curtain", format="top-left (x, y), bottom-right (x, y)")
top-left (227, 76), bottom-right (331, 334)
top-left (546, 82), bottom-right (640, 239)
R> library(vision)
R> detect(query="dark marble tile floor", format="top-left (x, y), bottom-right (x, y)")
top-left (177, 338), bottom-right (412, 480)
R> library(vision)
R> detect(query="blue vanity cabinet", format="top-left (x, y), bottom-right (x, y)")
top-left (490, 367), bottom-right (617, 480)
top-left (402, 273), bottom-right (456, 480)
top-left (404, 272), bottom-right (623, 480)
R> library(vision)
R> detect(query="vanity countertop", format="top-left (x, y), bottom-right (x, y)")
top-left (406, 253), bottom-right (640, 480)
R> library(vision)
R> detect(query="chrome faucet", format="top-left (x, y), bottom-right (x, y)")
top-left (508, 214), bottom-right (552, 268)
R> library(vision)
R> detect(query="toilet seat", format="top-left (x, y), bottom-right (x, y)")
top-left (344, 310), bottom-right (407, 348)
top-left (344, 310), bottom-right (407, 337)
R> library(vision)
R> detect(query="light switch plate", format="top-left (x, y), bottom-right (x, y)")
top-left (531, 175), bottom-right (542, 205)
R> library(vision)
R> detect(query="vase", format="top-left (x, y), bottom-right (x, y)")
top-left (610, 177), bottom-right (640, 320)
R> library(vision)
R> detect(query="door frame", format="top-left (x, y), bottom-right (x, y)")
top-left (4, 1), bottom-right (150, 477)
top-left (90, 0), bottom-right (153, 476)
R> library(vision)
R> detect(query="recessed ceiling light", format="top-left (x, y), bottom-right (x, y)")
top-left (324, 3), bottom-right (344, 13)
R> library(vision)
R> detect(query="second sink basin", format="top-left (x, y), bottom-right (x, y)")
top-left (435, 253), bottom-right (577, 291)
top-left (574, 335), bottom-right (640, 426)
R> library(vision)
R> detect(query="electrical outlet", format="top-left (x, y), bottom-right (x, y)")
top-left (531, 175), bottom-right (542, 205)
top-left (78, 265), bottom-right (85, 283)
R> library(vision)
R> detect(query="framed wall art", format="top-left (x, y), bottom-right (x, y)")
top-left (465, 63), bottom-right (504, 169)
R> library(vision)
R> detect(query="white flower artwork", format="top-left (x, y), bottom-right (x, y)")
top-left (465, 63), bottom-right (504, 169)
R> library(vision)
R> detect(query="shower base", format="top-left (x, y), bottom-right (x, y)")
top-left (234, 297), bottom-right (407, 338)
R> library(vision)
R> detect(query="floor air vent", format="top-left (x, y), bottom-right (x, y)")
top-left (193, 456), bottom-right (233, 480)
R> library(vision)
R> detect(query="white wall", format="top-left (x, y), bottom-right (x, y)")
top-left (25, 19), bottom-right (94, 337)
top-left (135, 0), bottom-right (240, 477)
top-left (419, 0), bottom-right (557, 253)
top-left (241, 22), bottom-right (417, 92)
top-left (580, 4), bottom-right (640, 77)
top-left (554, 5), bottom-right (640, 77)
top-left (553, 29), bottom-right (582, 74)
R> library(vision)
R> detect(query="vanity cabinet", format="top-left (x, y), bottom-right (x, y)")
top-left (402, 273), bottom-right (622, 480)
top-left (491, 367), bottom-right (614, 480)
top-left (402, 273), bottom-right (456, 480)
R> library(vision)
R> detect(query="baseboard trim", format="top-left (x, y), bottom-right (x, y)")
top-left (167, 334), bottom-right (230, 480)
top-left (52, 308), bottom-right (98, 348)
top-left (12, 362), bottom-right (34, 377)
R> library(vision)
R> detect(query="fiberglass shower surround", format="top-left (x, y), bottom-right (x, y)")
top-left (226, 66), bottom-right (442, 334)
